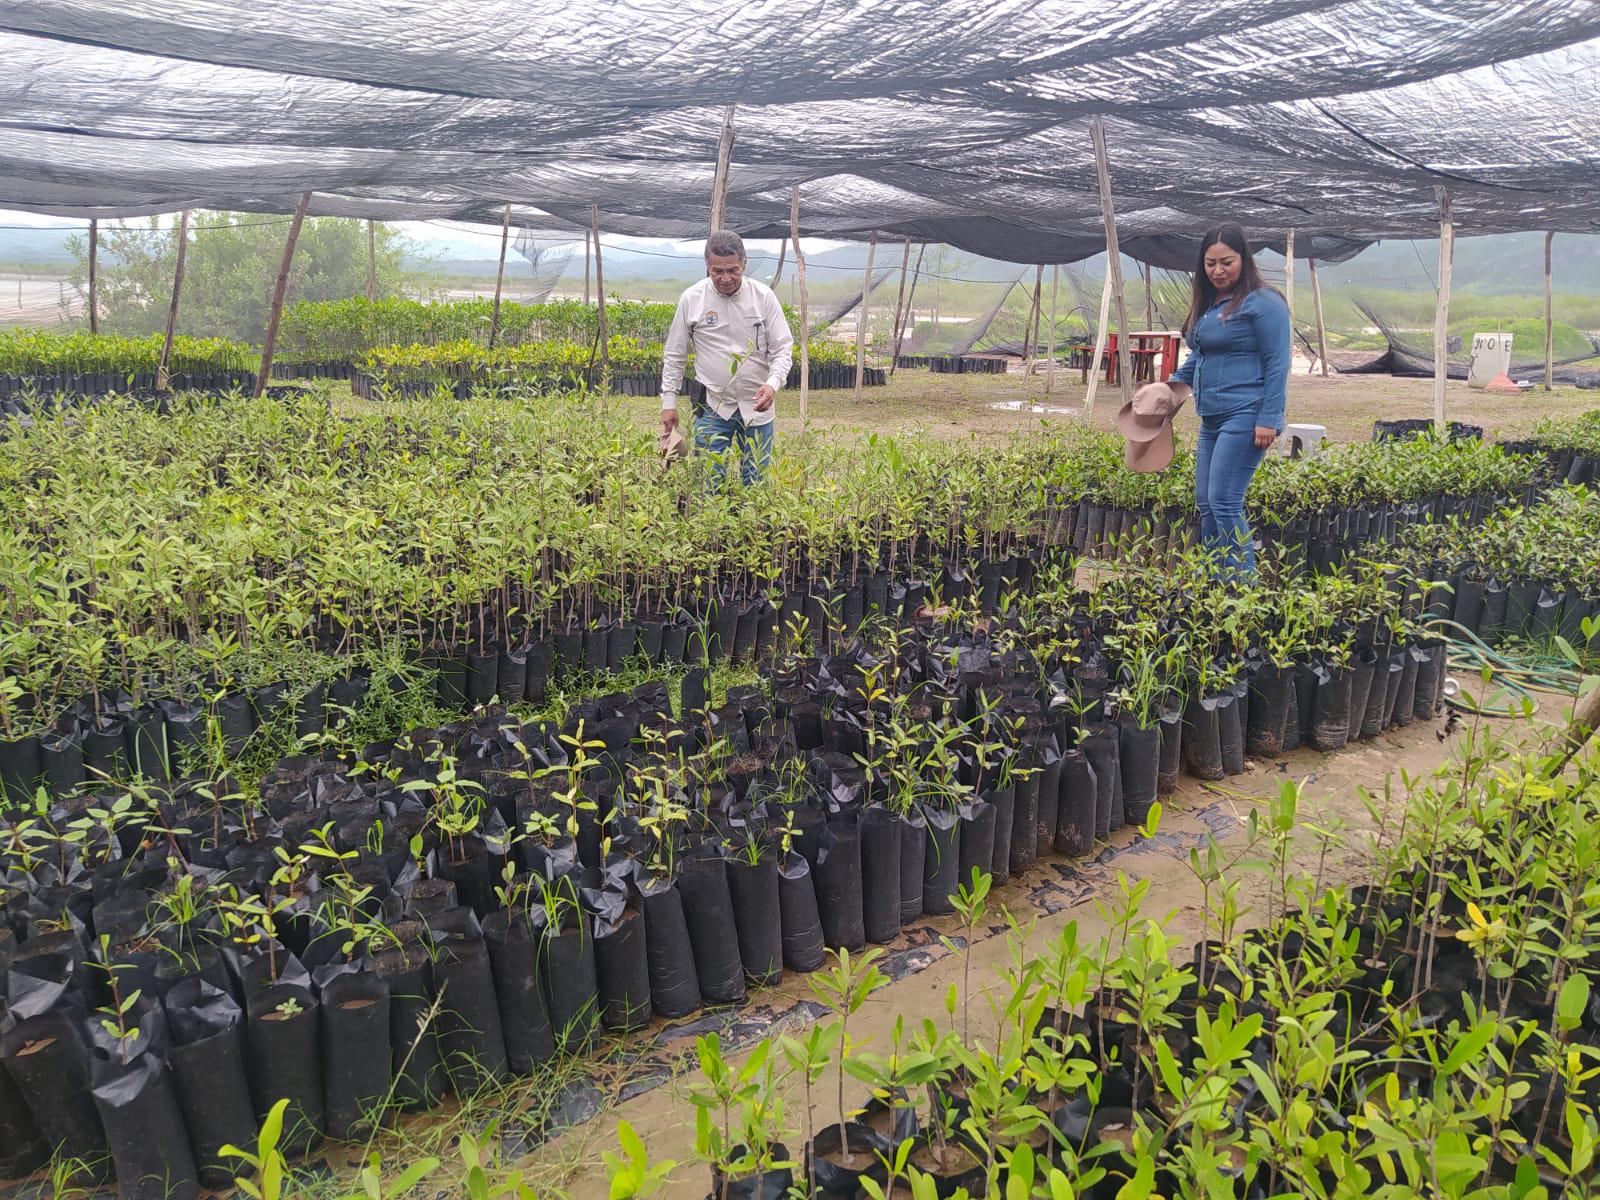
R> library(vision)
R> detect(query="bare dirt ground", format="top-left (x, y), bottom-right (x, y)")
top-left (520, 699), bottom-right (1566, 1200)
top-left (612, 367), bottom-right (1596, 444)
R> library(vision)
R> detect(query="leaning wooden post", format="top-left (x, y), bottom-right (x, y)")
top-left (1033, 267), bottom-right (1047, 356)
top-left (790, 187), bottom-right (810, 426)
top-left (366, 219), bottom-right (377, 302)
top-left (1089, 116), bottom-right (1133, 406)
top-left (1308, 256), bottom-right (1331, 378)
top-left (1142, 261), bottom-right (1153, 331)
top-left (1022, 264), bottom-right (1043, 363)
top-left (489, 203), bottom-right (512, 350)
top-left (887, 238), bottom-right (912, 372)
top-left (591, 204), bottom-right (608, 383)
top-left (253, 193), bottom-right (311, 399)
top-left (1045, 264), bottom-right (1060, 395)
top-left (854, 231), bottom-right (878, 400)
top-left (770, 237), bottom-right (788, 288)
top-left (1284, 228), bottom-right (1295, 337)
top-left (708, 105), bottom-right (736, 234)
top-left (86, 219), bottom-right (100, 334)
top-left (1542, 236), bottom-right (1555, 396)
top-left (1432, 186), bottom-right (1454, 431)
top-left (891, 245), bottom-right (925, 377)
top-left (1083, 270), bottom-right (1113, 412)
top-left (156, 208), bottom-right (191, 392)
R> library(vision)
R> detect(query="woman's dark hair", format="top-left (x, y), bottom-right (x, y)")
top-left (1182, 224), bottom-right (1273, 334)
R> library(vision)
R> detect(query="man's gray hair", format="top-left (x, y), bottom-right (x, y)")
top-left (704, 230), bottom-right (747, 261)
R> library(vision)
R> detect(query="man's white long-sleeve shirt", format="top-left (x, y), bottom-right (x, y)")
top-left (659, 276), bottom-right (794, 426)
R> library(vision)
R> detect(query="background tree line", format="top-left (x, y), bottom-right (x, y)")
top-left (67, 213), bottom-right (419, 345)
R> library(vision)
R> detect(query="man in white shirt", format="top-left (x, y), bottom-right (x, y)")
top-left (660, 231), bottom-right (794, 487)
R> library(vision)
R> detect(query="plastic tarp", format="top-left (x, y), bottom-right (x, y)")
top-left (2, 1), bottom-right (1600, 263)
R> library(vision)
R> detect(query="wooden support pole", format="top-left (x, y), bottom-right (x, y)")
top-left (156, 209), bottom-right (191, 392)
top-left (489, 203), bottom-right (512, 350)
top-left (1032, 266), bottom-right (1046, 357)
top-left (592, 204), bottom-right (608, 382)
top-left (1544, 231), bottom-right (1555, 391)
top-left (1142, 261), bottom-right (1153, 332)
top-left (253, 194), bottom-right (311, 399)
top-left (855, 231), bottom-right (878, 400)
top-left (770, 237), bottom-right (787, 288)
top-left (1023, 264), bottom-right (1043, 364)
top-left (1432, 186), bottom-right (1454, 431)
top-left (888, 239), bottom-right (912, 373)
top-left (708, 105), bottom-right (736, 235)
top-left (1083, 270), bottom-right (1113, 412)
top-left (1089, 116), bottom-right (1133, 406)
top-left (87, 219), bottom-right (99, 334)
top-left (790, 187), bottom-right (810, 425)
top-left (1284, 228), bottom-right (1295, 338)
top-left (366, 219), bottom-right (377, 302)
top-left (1045, 264), bottom-right (1060, 395)
top-left (584, 229), bottom-right (591, 304)
top-left (1554, 679), bottom-right (1600, 772)
top-left (891, 244), bottom-right (925, 377)
top-left (1308, 256), bottom-right (1331, 378)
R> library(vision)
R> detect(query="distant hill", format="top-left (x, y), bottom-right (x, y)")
top-left (11, 218), bottom-right (1599, 300)
top-left (415, 232), bottom-right (1600, 297)
top-left (1313, 232), bottom-right (1600, 296)
top-left (0, 226), bottom-right (76, 268)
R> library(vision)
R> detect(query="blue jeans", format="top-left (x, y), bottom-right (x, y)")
top-left (1195, 409), bottom-right (1268, 579)
top-left (694, 410), bottom-right (773, 488)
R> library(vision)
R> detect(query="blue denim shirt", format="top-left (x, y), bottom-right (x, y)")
top-left (1169, 287), bottom-right (1291, 432)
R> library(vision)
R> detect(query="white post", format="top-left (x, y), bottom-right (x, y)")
top-left (854, 231), bottom-right (877, 400)
top-left (888, 238), bottom-right (911, 372)
top-left (1045, 264), bottom-right (1060, 395)
top-left (592, 204), bottom-right (608, 383)
top-left (1544, 231), bottom-right (1555, 391)
top-left (1089, 116), bottom-right (1133, 406)
top-left (1083, 270), bottom-right (1113, 412)
top-left (1284, 228), bottom-right (1295, 343)
top-left (1432, 187), bottom-right (1454, 431)
top-left (87, 218), bottom-right (100, 333)
top-left (708, 106), bottom-right (736, 234)
top-left (1309, 256), bottom-right (1331, 378)
top-left (791, 187), bottom-right (810, 426)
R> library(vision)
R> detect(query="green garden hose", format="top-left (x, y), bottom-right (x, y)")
top-left (1420, 617), bottom-right (1587, 717)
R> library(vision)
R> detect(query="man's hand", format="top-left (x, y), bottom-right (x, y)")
top-left (752, 384), bottom-right (776, 413)
top-left (1254, 426), bottom-right (1277, 450)
top-left (661, 407), bottom-right (680, 433)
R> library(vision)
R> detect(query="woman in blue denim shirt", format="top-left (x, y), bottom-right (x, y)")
top-left (1165, 224), bottom-right (1290, 578)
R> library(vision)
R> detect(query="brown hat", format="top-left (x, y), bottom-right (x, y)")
top-left (659, 426), bottom-right (689, 462)
top-left (1117, 382), bottom-right (1184, 473)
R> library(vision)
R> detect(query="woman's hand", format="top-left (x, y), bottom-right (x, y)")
top-left (1253, 426), bottom-right (1277, 450)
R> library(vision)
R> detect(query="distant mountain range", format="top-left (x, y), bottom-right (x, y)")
top-left (426, 232), bottom-right (1600, 296)
top-left (0, 226), bottom-right (76, 267)
top-left (6, 222), bottom-right (1599, 296)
